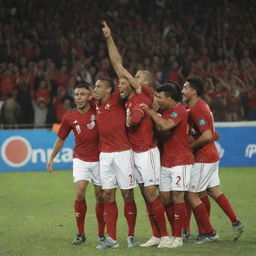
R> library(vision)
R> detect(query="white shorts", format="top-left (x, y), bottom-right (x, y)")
top-left (189, 161), bottom-right (220, 193)
top-left (100, 150), bottom-right (137, 190)
top-left (73, 158), bottom-right (101, 185)
top-left (133, 146), bottom-right (160, 187)
top-left (159, 165), bottom-right (192, 192)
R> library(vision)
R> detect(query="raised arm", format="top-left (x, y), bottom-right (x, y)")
top-left (46, 138), bottom-right (65, 172)
top-left (102, 21), bottom-right (141, 92)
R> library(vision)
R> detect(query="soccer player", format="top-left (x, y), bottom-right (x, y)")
top-left (93, 78), bottom-right (137, 249)
top-left (47, 83), bottom-right (105, 245)
top-left (141, 82), bottom-right (194, 248)
top-left (102, 21), bottom-right (171, 248)
top-left (182, 77), bottom-right (244, 243)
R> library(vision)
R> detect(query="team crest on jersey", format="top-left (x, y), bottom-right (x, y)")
top-left (105, 104), bottom-right (111, 110)
top-left (170, 112), bottom-right (178, 118)
top-left (199, 119), bottom-right (206, 126)
top-left (87, 121), bottom-right (95, 129)
top-left (90, 114), bottom-right (96, 121)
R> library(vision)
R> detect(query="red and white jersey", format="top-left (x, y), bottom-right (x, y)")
top-left (188, 99), bottom-right (220, 163)
top-left (161, 103), bottom-right (194, 167)
top-left (125, 93), bottom-right (156, 152)
top-left (95, 92), bottom-right (131, 152)
top-left (58, 107), bottom-right (99, 162)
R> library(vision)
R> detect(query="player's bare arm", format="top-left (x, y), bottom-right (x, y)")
top-left (189, 129), bottom-right (213, 150)
top-left (102, 21), bottom-right (141, 93)
top-left (140, 103), bottom-right (175, 131)
top-left (47, 138), bottom-right (65, 172)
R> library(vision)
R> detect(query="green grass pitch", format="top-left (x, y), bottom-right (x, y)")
top-left (0, 167), bottom-right (255, 256)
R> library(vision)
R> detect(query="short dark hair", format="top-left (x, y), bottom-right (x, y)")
top-left (74, 82), bottom-right (90, 91)
top-left (98, 78), bottom-right (115, 92)
top-left (186, 77), bottom-right (204, 96)
top-left (156, 80), bottom-right (182, 102)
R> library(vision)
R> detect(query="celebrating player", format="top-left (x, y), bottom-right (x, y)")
top-left (47, 83), bottom-right (105, 246)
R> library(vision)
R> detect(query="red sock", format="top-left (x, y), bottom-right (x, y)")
top-left (148, 197), bottom-right (168, 237)
top-left (201, 195), bottom-right (211, 217)
top-left (173, 202), bottom-right (186, 238)
top-left (146, 204), bottom-right (161, 238)
top-left (124, 200), bottom-right (137, 236)
top-left (164, 203), bottom-right (175, 236)
top-left (95, 202), bottom-right (105, 236)
top-left (183, 201), bottom-right (192, 232)
top-left (104, 201), bottom-right (118, 240)
top-left (74, 200), bottom-right (87, 235)
top-left (216, 194), bottom-right (238, 224)
top-left (193, 203), bottom-right (215, 233)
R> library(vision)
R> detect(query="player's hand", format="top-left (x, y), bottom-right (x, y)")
top-left (140, 103), bottom-right (149, 112)
top-left (46, 160), bottom-right (53, 173)
top-left (102, 21), bottom-right (111, 38)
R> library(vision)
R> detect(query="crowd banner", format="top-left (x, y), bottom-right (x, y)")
top-left (0, 121), bottom-right (255, 172)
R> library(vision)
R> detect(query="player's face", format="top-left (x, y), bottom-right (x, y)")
top-left (182, 81), bottom-right (194, 102)
top-left (154, 91), bottom-right (169, 110)
top-left (118, 78), bottom-right (132, 99)
top-left (74, 87), bottom-right (90, 109)
top-left (135, 70), bottom-right (146, 86)
top-left (94, 80), bottom-right (111, 100)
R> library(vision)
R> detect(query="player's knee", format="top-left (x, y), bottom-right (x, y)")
top-left (75, 192), bottom-right (85, 201)
top-left (121, 191), bottom-right (134, 202)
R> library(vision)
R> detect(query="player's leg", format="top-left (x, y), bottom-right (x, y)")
top-left (72, 180), bottom-right (89, 245)
top-left (72, 158), bottom-right (92, 245)
top-left (115, 150), bottom-right (138, 248)
top-left (120, 188), bottom-right (138, 247)
top-left (188, 163), bottom-right (218, 244)
top-left (94, 185), bottom-right (105, 242)
top-left (207, 186), bottom-right (244, 241)
top-left (206, 161), bottom-right (244, 241)
top-left (96, 152), bottom-right (119, 249)
top-left (183, 193), bottom-right (192, 239)
top-left (138, 183), bottom-right (161, 244)
top-left (134, 147), bottom-right (167, 247)
top-left (96, 188), bottom-right (119, 249)
top-left (163, 165), bottom-right (191, 248)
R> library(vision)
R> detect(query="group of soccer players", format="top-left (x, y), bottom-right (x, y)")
top-left (46, 21), bottom-right (244, 249)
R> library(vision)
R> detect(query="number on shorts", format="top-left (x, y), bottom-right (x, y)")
top-left (129, 174), bottom-right (134, 186)
top-left (176, 176), bottom-right (181, 185)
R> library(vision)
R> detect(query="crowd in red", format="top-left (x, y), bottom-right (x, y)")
top-left (0, 0), bottom-right (256, 128)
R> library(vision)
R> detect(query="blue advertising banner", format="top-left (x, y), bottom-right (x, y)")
top-left (0, 122), bottom-right (255, 172)
top-left (0, 130), bottom-right (74, 172)
top-left (215, 122), bottom-right (256, 167)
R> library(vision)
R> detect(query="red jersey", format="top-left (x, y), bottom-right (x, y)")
top-left (95, 92), bottom-right (131, 152)
top-left (125, 93), bottom-right (156, 152)
top-left (161, 103), bottom-right (194, 167)
top-left (58, 107), bottom-right (99, 162)
top-left (141, 86), bottom-right (154, 101)
top-left (189, 99), bottom-right (220, 163)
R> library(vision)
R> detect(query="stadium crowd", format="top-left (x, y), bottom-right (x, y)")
top-left (1, 0), bottom-right (256, 128)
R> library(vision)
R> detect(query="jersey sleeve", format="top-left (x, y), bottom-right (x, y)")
top-left (190, 109), bottom-right (211, 133)
top-left (57, 115), bottom-right (72, 139)
top-left (129, 104), bottom-right (145, 125)
top-left (163, 107), bottom-right (186, 125)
